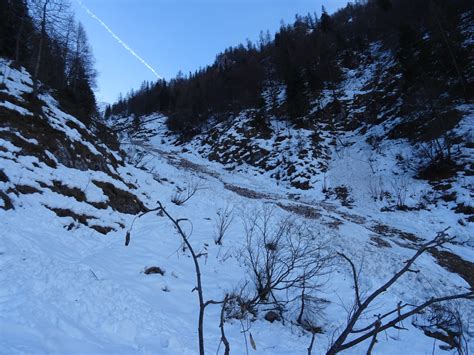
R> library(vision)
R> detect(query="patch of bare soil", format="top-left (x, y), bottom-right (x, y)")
top-left (277, 203), bottom-right (321, 219)
top-left (223, 184), bottom-right (272, 200)
top-left (370, 235), bottom-right (392, 248)
top-left (0, 169), bottom-right (8, 182)
top-left (7, 184), bottom-right (42, 195)
top-left (47, 206), bottom-right (96, 225)
top-left (144, 266), bottom-right (165, 275)
top-left (429, 249), bottom-right (474, 289)
top-left (369, 223), bottom-right (422, 246)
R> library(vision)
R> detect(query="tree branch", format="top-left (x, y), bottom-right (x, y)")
top-left (338, 253), bottom-right (361, 307)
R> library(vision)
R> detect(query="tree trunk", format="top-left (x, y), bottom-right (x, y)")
top-left (219, 295), bottom-right (230, 355)
top-left (14, 5), bottom-right (26, 62)
top-left (33, 1), bottom-right (48, 94)
top-left (307, 332), bottom-right (316, 355)
top-left (432, 3), bottom-right (468, 100)
top-left (297, 278), bottom-right (306, 325)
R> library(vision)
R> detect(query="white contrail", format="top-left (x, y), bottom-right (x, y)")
top-left (77, 0), bottom-right (161, 79)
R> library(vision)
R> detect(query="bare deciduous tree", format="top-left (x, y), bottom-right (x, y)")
top-left (326, 229), bottom-right (473, 355)
top-left (29, 0), bottom-right (71, 92)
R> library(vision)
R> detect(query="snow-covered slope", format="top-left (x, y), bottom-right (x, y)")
top-left (1, 55), bottom-right (473, 355)
top-left (104, 111), bottom-right (474, 353)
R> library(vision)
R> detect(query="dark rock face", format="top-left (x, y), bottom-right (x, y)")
top-left (93, 180), bottom-right (146, 215)
top-left (0, 170), bottom-right (8, 183)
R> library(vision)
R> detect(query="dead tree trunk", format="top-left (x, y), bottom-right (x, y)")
top-left (33, 1), bottom-right (48, 94)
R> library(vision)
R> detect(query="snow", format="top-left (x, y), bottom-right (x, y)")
top-left (0, 100), bottom-right (33, 116)
top-left (0, 59), bottom-right (33, 99)
top-left (0, 60), bottom-right (107, 160)
top-left (1, 56), bottom-right (473, 355)
top-left (2, 138), bottom-right (472, 354)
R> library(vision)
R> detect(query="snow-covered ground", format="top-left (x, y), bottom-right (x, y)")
top-left (1, 58), bottom-right (473, 355)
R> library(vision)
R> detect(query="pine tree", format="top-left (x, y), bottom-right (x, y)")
top-left (376, 0), bottom-right (392, 11)
top-left (320, 6), bottom-right (331, 33)
top-left (286, 67), bottom-right (309, 123)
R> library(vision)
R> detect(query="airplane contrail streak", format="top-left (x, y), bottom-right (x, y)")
top-left (77, 0), bottom-right (161, 79)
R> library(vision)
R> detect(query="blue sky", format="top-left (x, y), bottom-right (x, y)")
top-left (72, 0), bottom-right (349, 103)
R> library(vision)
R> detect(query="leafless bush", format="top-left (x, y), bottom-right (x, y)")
top-left (367, 156), bottom-right (377, 174)
top-left (223, 284), bottom-right (258, 322)
top-left (171, 176), bottom-right (204, 205)
top-left (368, 176), bottom-right (385, 201)
top-left (241, 206), bottom-right (332, 313)
top-left (130, 150), bottom-right (155, 168)
top-left (391, 176), bottom-right (409, 209)
top-left (367, 135), bottom-right (383, 154)
top-left (417, 136), bottom-right (455, 166)
top-left (413, 303), bottom-right (469, 354)
top-left (414, 188), bottom-right (433, 209)
top-left (414, 135), bottom-right (462, 181)
top-left (219, 287), bottom-right (261, 354)
top-left (297, 278), bottom-right (330, 332)
top-left (214, 203), bottom-right (234, 245)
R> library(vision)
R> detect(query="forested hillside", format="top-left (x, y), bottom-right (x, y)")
top-left (1, 0), bottom-right (97, 124)
top-left (108, 0), bottom-right (472, 139)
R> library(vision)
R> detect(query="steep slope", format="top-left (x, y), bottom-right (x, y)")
top-left (107, 110), bottom-right (474, 354)
top-left (117, 41), bottom-right (473, 221)
top-left (1, 58), bottom-right (473, 354)
top-left (98, 6), bottom-right (474, 351)
top-left (0, 59), bottom-right (145, 230)
top-left (102, 35), bottom-right (474, 353)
